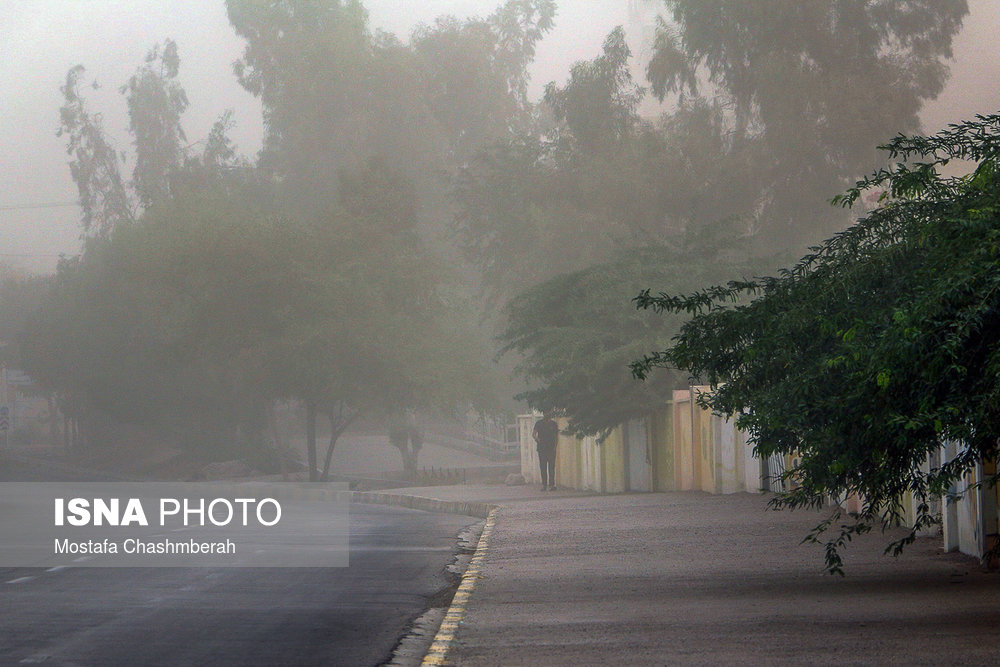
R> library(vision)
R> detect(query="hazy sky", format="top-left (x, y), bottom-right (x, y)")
top-left (2, 1), bottom-right (998, 274)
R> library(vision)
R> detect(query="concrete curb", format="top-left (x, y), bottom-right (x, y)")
top-left (342, 490), bottom-right (497, 520)
top-left (422, 507), bottom-right (498, 666)
top-left (334, 489), bottom-right (500, 666)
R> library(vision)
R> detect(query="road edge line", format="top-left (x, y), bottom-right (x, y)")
top-left (334, 489), bottom-right (500, 665)
top-left (421, 506), bottom-right (498, 666)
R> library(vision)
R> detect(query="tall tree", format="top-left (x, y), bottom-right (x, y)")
top-left (411, 14), bottom-right (518, 163)
top-left (632, 113), bottom-right (1000, 573)
top-left (489, 0), bottom-right (556, 110)
top-left (226, 0), bottom-right (371, 178)
top-left (227, 0), bottom-right (554, 209)
top-left (0, 266), bottom-right (49, 368)
top-left (646, 0), bottom-right (968, 247)
top-left (58, 66), bottom-right (135, 238)
top-left (225, 0), bottom-right (538, 475)
top-left (501, 236), bottom-right (753, 438)
top-left (226, 0), bottom-right (440, 208)
top-left (119, 39), bottom-right (189, 208)
top-left (20, 171), bottom-right (285, 456)
top-left (455, 41), bottom-right (765, 301)
top-left (543, 26), bottom-right (643, 155)
top-left (59, 38), bottom-right (215, 237)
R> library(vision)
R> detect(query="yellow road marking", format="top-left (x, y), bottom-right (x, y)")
top-left (421, 507), bottom-right (498, 666)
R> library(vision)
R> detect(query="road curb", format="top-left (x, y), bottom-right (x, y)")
top-left (342, 490), bottom-right (496, 520)
top-left (421, 506), bottom-right (498, 666)
top-left (335, 489), bottom-right (499, 666)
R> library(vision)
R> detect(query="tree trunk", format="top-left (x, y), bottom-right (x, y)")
top-left (409, 445), bottom-right (421, 473)
top-left (267, 402), bottom-right (288, 481)
top-left (402, 447), bottom-right (416, 474)
top-left (320, 407), bottom-right (359, 482)
top-left (48, 394), bottom-right (59, 448)
top-left (319, 425), bottom-right (339, 483)
top-left (306, 402), bottom-right (318, 482)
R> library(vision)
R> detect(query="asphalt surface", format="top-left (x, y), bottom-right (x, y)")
top-left (0, 454), bottom-right (477, 666)
top-left (13, 455), bottom-right (1000, 665)
top-left (385, 484), bottom-right (1000, 666)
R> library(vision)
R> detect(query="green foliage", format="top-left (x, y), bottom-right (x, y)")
top-left (412, 16), bottom-right (516, 162)
top-left (120, 39), bottom-right (189, 208)
top-left (20, 173), bottom-right (284, 452)
top-left (40, 15), bottom-right (523, 467)
top-left (22, 156), bottom-right (483, 459)
top-left (411, 0), bottom-right (554, 160)
top-left (455, 25), bottom-right (775, 431)
top-left (488, 0), bottom-right (556, 109)
top-left (0, 266), bottom-right (50, 368)
top-left (227, 0), bottom-right (378, 203)
top-left (223, 0), bottom-right (549, 449)
top-left (632, 113), bottom-right (1000, 573)
top-left (543, 26), bottom-right (643, 154)
top-left (58, 38), bottom-right (228, 237)
top-left (226, 0), bottom-right (552, 204)
top-left (647, 0), bottom-right (969, 247)
top-left (459, 1), bottom-right (969, 311)
top-left (58, 66), bottom-right (135, 238)
top-left (455, 90), bottom-right (767, 300)
top-left (502, 238), bottom-right (754, 437)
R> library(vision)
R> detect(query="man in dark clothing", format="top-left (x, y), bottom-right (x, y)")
top-left (532, 411), bottom-right (559, 491)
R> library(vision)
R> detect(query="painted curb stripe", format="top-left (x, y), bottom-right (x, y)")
top-left (330, 489), bottom-right (501, 665)
top-left (421, 507), bottom-right (498, 666)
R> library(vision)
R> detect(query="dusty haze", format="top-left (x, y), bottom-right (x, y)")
top-left (2, 0), bottom-right (999, 273)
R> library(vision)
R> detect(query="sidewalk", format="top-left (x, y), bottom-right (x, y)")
top-left (384, 484), bottom-right (1000, 666)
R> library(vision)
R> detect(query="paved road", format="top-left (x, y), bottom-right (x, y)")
top-left (433, 489), bottom-right (1000, 666)
top-left (0, 458), bottom-right (476, 666)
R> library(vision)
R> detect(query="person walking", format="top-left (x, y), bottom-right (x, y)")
top-left (532, 411), bottom-right (559, 491)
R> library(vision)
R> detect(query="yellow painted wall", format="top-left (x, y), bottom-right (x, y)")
top-left (521, 390), bottom-right (756, 497)
top-left (518, 414), bottom-right (540, 484)
top-left (601, 426), bottom-right (626, 493)
top-left (555, 418), bottom-right (579, 490)
top-left (673, 390), bottom-right (695, 491)
top-left (692, 387), bottom-right (715, 492)
top-left (648, 407), bottom-right (674, 491)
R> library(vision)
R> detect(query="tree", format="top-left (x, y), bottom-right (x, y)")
top-left (0, 265), bottom-right (49, 367)
top-left (488, 0), bottom-right (556, 111)
top-left (58, 65), bottom-right (135, 238)
top-left (28, 5), bottom-right (542, 479)
top-left (225, 0), bottom-right (534, 476)
top-left (410, 0), bottom-right (554, 160)
top-left (632, 112), bottom-right (1000, 573)
top-left (20, 172), bottom-right (290, 457)
top-left (452, 28), bottom-right (646, 300)
top-left (646, 0), bottom-right (969, 248)
top-left (226, 0), bottom-right (372, 188)
top-left (501, 233), bottom-right (753, 438)
top-left (543, 26), bottom-right (643, 155)
top-left (388, 411), bottom-right (424, 476)
top-left (59, 38), bottom-right (228, 238)
top-left (455, 28), bottom-right (769, 432)
top-left (455, 70), bottom-right (766, 301)
top-left (268, 159), bottom-right (491, 481)
top-left (119, 39), bottom-right (189, 208)
top-left (226, 0), bottom-right (554, 221)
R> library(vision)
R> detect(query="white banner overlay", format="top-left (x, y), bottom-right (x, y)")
top-left (0, 482), bottom-right (349, 567)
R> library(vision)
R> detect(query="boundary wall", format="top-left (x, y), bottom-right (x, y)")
top-left (518, 386), bottom-right (762, 495)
